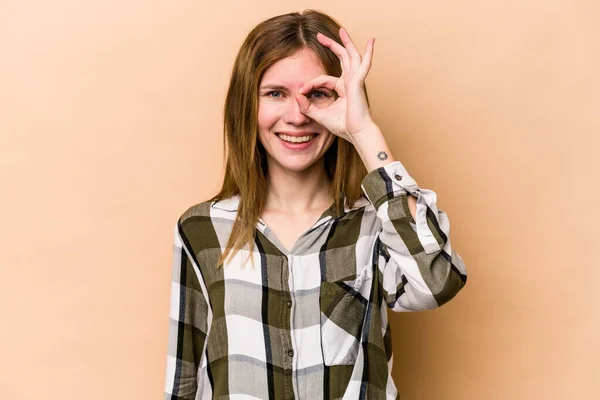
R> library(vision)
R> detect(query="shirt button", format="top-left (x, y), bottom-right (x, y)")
top-left (287, 349), bottom-right (294, 357)
top-left (286, 300), bottom-right (293, 308)
top-left (394, 174), bottom-right (403, 181)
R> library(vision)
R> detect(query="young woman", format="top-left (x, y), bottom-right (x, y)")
top-left (164, 9), bottom-right (467, 400)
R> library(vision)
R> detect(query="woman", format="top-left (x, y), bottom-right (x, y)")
top-left (164, 9), bottom-right (467, 399)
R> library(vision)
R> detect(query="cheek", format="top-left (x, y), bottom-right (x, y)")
top-left (321, 132), bottom-right (336, 149)
top-left (257, 103), bottom-right (280, 130)
top-left (257, 105), bottom-right (279, 148)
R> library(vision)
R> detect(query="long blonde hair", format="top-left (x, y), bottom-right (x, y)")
top-left (211, 9), bottom-right (370, 267)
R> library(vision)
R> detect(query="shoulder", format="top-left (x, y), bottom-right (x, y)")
top-left (174, 196), bottom-right (240, 269)
top-left (175, 195), bottom-right (240, 253)
top-left (177, 200), bottom-right (213, 227)
top-left (338, 195), bottom-right (381, 235)
top-left (177, 194), bottom-right (240, 225)
top-left (341, 195), bottom-right (376, 220)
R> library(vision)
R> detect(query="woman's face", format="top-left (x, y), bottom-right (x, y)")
top-left (257, 48), bottom-right (336, 175)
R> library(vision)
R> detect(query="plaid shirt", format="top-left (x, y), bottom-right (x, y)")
top-left (164, 160), bottom-right (467, 399)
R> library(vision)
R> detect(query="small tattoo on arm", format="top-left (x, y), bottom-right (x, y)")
top-left (376, 151), bottom-right (388, 161)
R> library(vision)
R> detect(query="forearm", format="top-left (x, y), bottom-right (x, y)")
top-left (350, 123), bottom-right (417, 220)
top-left (349, 123), bottom-right (395, 172)
top-left (360, 161), bottom-right (468, 310)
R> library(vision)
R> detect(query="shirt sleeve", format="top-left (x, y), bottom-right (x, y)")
top-left (360, 160), bottom-right (468, 311)
top-left (164, 221), bottom-right (210, 399)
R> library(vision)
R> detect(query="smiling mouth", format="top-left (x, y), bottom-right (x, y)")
top-left (275, 133), bottom-right (318, 143)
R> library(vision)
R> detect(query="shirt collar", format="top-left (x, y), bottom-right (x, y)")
top-left (211, 194), bottom-right (370, 217)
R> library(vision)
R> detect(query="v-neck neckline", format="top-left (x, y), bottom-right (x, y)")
top-left (257, 201), bottom-right (336, 255)
top-left (211, 194), bottom-right (371, 254)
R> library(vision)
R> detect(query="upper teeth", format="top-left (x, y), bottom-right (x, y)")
top-left (277, 133), bottom-right (315, 143)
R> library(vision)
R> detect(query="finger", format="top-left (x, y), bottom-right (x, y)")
top-left (294, 92), bottom-right (323, 121)
top-left (316, 32), bottom-right (350, 72)
top-left (358, 38), bottom-right (375, 79)
top-left (299, 74), bottom-right (339, 94)
top-left (339, 27), bottom-right (361, 69)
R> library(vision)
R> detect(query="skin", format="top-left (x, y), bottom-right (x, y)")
top-left (258, 48), bottom-right (335, 188)
top-left (257, 27), bottom-right (416, 249)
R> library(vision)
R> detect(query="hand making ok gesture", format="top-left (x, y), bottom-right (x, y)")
top-left (295, 27), bottom-right (376, 142)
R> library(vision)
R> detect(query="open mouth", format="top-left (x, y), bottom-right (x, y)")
top-left (275, 133), bottom-right (319, 144)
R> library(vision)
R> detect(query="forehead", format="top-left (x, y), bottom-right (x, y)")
top-left (260, 48), bottom-right (326, 86)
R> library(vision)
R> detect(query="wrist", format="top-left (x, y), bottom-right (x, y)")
top-left (349, 124), bottom-right (396, 172)
top-left (348, 120), bottom-right (379, 142)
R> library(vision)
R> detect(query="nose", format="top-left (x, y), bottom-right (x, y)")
top-left (282, 96), bottom-right (311, 125)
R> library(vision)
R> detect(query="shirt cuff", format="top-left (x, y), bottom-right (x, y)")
top-left (360, 160), bottom-right (443, 254)
top-left (360, 160), bottom-right (420, 210)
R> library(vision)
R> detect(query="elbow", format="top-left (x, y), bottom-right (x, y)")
top-left (386, 248), bottom-right (467, 312)
top-left (431, 264), bottom-right (467, 308)
top-left (413, 252), bottom-right (468, 311)
top-left (428, 245), bottom-right (468, 308)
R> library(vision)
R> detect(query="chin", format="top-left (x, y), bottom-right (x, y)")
top-left (276, 160), bottom-right (317, 173)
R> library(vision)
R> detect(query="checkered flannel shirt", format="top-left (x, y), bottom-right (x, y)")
top-left (164, 160), bottom-right (467, 399)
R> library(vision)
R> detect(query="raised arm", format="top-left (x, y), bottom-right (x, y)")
top-left (360, 153), bottom-right (468, 311)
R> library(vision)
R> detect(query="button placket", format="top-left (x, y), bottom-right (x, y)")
top-left (278, 255), bottom-right (295, 399)
top-left (286, 254), bottom-right (300, 399)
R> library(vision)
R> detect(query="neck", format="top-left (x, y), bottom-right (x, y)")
top-left (264, 159), bottom-right (333, 214)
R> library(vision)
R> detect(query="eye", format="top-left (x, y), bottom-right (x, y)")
top-left (265, 90), bottom-right (283, 98)
top-left (308, 90), bottom-right (330, 100)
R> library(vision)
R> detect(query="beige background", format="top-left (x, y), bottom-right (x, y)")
top-left (1, 0), bottom-right (598, 399)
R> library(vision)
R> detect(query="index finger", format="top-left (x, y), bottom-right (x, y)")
top-left (299, 74), bottom-right (339, 94)
top-left (316, 32), bottom-right (350, 71)
top-left (339, 27), bottom-right (361, 68)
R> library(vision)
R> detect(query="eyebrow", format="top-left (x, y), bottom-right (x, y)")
top-left (259, 84), bottom-right (333, 93)
top-left (259, 84), bottom-right (289, 91)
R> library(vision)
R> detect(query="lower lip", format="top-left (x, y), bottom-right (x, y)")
top-left (276, 134), bottom-right (318, 150)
